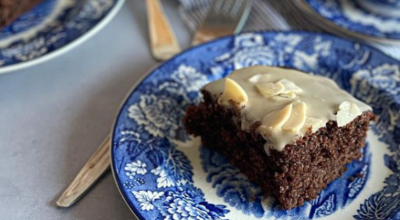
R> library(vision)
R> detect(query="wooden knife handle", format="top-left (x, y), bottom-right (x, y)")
top-left (56, 135), bottom-right (111, 208)
top-left (146, 0), bottom-right (181, 60)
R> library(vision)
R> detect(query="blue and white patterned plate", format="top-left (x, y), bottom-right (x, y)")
top-left (0, 0), bottom-right (124, 74)
top-left (300, 0), bottom-right (400, 43)
top-left (111, 31), bottom-right (400, 219)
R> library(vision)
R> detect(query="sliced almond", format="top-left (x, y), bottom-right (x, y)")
top-left (336, 101), bottom-right (362, 127)
top-left (248, 74), bottom-right (271, 83)
top-left (262, 103), bottom-right (293, 129)
top-left (272, 92), bottom-right (296, 101)
top-left (278, 79), bottom-right (303, 94)
top-left (256, 82), bottom-right (285, 97)
top-left (218, 78), bottom-right (248, 107)
top-left (300, 117), bottom-right (324, 133)
top-left (339, 101), bottom-right (351, 110)
top-left (350, 102), bottom-right (362, 115)
top-left (282, 101), bottom-right (307, 133)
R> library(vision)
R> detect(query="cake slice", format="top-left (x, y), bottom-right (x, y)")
top-left (183, 66), bottom-right (375, 210)
top-left (0, 0), bottom-right (45, 30)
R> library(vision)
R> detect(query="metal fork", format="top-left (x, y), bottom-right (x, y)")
top-left (191, 0), bottom-right (252, 46)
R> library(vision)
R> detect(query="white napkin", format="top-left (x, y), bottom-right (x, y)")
top-left (177, 0), bottom-right (400, 60)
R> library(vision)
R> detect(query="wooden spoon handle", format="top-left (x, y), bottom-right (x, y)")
top-left (146, 0), bottom-right (181, 60)
top-left (56, 135), bottom-right (111, 207)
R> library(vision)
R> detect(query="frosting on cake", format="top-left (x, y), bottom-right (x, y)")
top-left (203, 66), bottom-right (372, 152)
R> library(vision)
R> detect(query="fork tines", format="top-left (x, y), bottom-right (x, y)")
top-left (191, 0), bottom-right (252, 46)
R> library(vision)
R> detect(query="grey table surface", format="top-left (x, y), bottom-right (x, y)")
top-left (0, 0), bottom-right (190, 219)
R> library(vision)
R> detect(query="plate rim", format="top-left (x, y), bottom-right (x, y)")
top-left (299, 0), bottom-right (400, 44)
top-left (110, 30), bottom-right (400, 219)
top-left (110, 62), bottom-right (160, 220)
top-left (0, 0), bottom-right (126, 75)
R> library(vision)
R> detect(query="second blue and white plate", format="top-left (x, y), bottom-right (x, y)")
top-left (111, 31), bottom-right (400, 219)
top-left (0, 0), bottom-right (124, 74)
top-left (300, 0), bottom-right (400, 43)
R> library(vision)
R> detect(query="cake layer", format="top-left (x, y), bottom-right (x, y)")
top-left (184, 66), bottom-right (375, 209)
top-left (184, 90), bottom-right (375, 209)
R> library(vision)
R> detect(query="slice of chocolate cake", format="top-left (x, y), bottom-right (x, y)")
top-left (0, 0), bottom-right (45, 30)
top-left (183, 66), bottom-right (375, 210)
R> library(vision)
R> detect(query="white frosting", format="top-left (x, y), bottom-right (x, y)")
top-left (203, 66), bottom-right (372, 152)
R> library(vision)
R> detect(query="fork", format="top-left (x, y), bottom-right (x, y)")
top-left (191, 0), bottom-right (252, 46)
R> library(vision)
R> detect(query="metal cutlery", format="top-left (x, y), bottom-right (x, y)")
top-left (192, 0), bottom-right (252, 46)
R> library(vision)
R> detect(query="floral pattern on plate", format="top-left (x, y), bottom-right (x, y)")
top-left (112, 31), bottom-right (400, 219)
